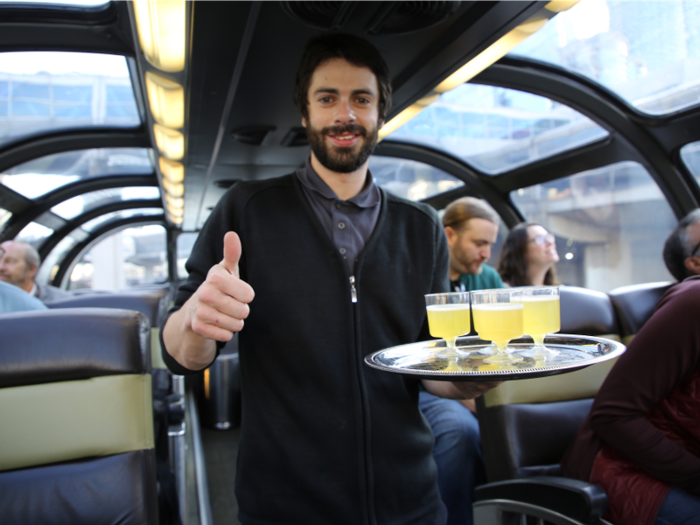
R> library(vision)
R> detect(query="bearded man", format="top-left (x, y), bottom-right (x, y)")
top-left (161, 33), bottom-right (498, 525)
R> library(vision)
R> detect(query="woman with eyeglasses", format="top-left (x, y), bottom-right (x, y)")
top-left (497, 222), bottom-right (560, 287)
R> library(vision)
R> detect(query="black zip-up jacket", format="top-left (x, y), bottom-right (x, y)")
top-left (163, 174), bottom-right (450, 525)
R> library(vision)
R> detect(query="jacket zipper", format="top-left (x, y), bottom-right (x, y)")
top-left (350, 275), bottom-right (358, 303)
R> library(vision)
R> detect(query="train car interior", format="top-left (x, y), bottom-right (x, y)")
top-left (1, 1), bottom-right (700, 524)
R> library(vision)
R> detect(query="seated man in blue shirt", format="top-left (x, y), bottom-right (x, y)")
top-left (421, 196), bottom-right (504, 525)
top-left (0, 247), bottom-right (47, 314)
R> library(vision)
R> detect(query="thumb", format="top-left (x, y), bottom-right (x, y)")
top-left (220, 231), bottom-right (242, 277)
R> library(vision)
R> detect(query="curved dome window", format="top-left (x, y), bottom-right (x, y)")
top-left (0, 148), bottom-right (153, 199)
top-left (0, 52), bottom-right (140, 147)
top-left (386, 83), bottom-right (607, 175)
top-left (511, 160), bottom-right (676, 292)
top-left (369, 156), bottom-right (464, 200)
top-left (50, 186), bottom-right (160, 220)
top-left (510, 0), bottom-right (700, 116)
top-left (680, 141), bottom-right (700, 190)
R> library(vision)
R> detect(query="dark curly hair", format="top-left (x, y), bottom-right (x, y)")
top-left (293, 33), bottom-right (392, 123)
top-left (497, 222), bottom-right (559, 287)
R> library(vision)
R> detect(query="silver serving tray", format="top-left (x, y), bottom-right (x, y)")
top-left (364, 334), bottom-right (626, 381)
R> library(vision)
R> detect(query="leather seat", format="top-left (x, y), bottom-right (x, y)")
top-left (608, 281), bottom-right (673, 344)
top-left (48, 289), bottom-right (171, 368)
top-left (0, 308), bottom-right (158, 525)
top-left (473, 285), bottom-right (621, 524)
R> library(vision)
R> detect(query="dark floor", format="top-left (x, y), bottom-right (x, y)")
top-left (201, 426), bottom-right (241, 525)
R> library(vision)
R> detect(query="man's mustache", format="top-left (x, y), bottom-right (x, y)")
top-left (322, 124), bottom-right (368, 138)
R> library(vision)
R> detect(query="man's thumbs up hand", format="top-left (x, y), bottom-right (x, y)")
top-left (186, 232), bottom-right (255, 342)
top-left (220, 231), bottom-right (242, 278)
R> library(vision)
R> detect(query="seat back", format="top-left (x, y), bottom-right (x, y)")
top-left (0, 308), bottom-right (158, 525)
top-left (477, 285), bottom-right (621, 482)
top-left (608, 281), bottom-right (673, 344)
top-left (48, 289), bottom-right (171, 369)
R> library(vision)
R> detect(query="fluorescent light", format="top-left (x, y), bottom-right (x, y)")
top-left (159, 158), bottom-right (184, 183)
top-left (145, 72), bottom-right (184, 129)
top-left (378, 94), bottom-right (440, 140)
top-left (380, 2), bottom-right (579, 140)
top-left (163, 178), bottom-right (184, 197)
top-left (153, 124), bottom-right (184, 160)
top-left (133, 0), bottom-right (186, 73)
top-left (165, 193), bottom-right (184, 208)
top-left (434, 19), bottom-right (547, 93)
top-left (545, 1), bottom-right (580, 13)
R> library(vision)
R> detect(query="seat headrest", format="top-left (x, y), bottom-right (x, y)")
top-left (48, 290), bottom-right (169, 326)
top-left (0, 308), bottom-right (150, 388)
top-left (560, 285), bottom-right (618, 337)
top-left (608, 281), bottom-right (673, 337)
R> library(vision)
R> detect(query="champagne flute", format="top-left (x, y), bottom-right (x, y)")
top-left (470, 289), bottom-right (524, 364)
top-left (515, 286), bottom-right (560, 359)
top-left (425, 292), bottom-right (471, 364)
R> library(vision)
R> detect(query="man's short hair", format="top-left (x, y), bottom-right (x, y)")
top-left (294, 33), bottom-right (392, 123)
top-left (442, 196), bottom-right (500, 231)
top-left (663, 209), bottom-right (700, 281)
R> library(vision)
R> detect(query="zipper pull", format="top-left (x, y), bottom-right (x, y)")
top-left (349, 276), bottom-right (358, 303)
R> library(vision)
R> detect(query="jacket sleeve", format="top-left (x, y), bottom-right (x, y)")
top-left (588, 279), bottom-right (700, 495)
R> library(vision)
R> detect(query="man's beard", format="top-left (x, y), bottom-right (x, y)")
top-left (306, 122), bottom-right (378, 173)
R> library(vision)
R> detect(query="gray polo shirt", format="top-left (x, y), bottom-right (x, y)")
top-left (296, 158), bottom-right (381, 275)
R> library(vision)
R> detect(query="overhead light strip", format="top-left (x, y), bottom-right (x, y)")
top-left (379, 1), bottom-right (580, 140)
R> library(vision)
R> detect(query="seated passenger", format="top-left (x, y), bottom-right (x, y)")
top-left (0, 247), bottom-right (47, 313)
top-left (561, 209), bottom-right (700, 525)
top-left (0, 240), bottom-right (70, 304)
top-left (497, 222), bottom-right (560, 287)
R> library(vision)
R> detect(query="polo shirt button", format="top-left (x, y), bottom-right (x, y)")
top-left (339, 248), bottom-right (346, 254)
top-left (338, 222), bottom-right (346, 229)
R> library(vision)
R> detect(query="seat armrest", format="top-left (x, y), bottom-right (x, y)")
top-left (474, 476), bottom-right (608, 523)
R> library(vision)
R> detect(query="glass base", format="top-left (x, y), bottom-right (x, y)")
top-left (483, 348), bottom-right (523, 364)
top-left (520, 345), bottom-right (560, 359)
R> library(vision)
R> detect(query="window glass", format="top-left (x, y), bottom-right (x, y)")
top-left (680, 141), bottom-right (700, 188)
top-left (16, 221), bottom-right (52, 247)
top-left (0, 52), bottom-right (140, 147)
top-left (51, 186), bottom-right (160, 220)
top-left (0, 148), bottom-right (153, 199)
top-left (511, 161), bottom-right (676, 291)
top-left (68, 224), bottom-right (167, 291)
top-left (0, 207), bottom-right (10, 229)
top-left (81, 208), bottom-right (163, 232)
top-left (176, 232), bottom-right (198, 279)
top-left (36, 235), bottom-right (76, 287)
top-left (369, 156), bottom-right (464, 200)
top-left (386, 84), bottom-right (607, 175)
top-left (510, 0), bottom-right (700, 115)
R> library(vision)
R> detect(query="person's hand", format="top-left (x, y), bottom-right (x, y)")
top-left (185, 231), bottom-right (255, 341)
top-left (450, 380), bottom-right (502, 400)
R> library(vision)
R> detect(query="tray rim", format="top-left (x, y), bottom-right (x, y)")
top-left (364, 333), bottom-right (626, 381)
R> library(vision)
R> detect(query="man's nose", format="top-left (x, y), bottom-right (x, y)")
top-left (481, 246), bottom-right (491, 260)
top-left (335, 99), bottom-right (356, 124)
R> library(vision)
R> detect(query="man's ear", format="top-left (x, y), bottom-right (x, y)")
top-left (27, 264), bottom-right (38, 281)
top-left (301, 116), bottom-right (307, 128)
top-left (684, 256), bottom-right (700, 276)
top-left (444, 226), bottom-right (457, 248)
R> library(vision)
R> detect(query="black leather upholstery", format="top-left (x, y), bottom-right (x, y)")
top-left (48, 289), bottom-right (170, 327)
top-left (0, 308), bottom-right (150, 387)
top-left (0, 309), bottom-right (159, 525)
top-left (0, 450), bottom-right (158, 525)
top-left (481, 398), bottom-right (594, 481)
top-left (560, 285), bottom-right (619, 336)
top-left (608, 281), bottom-right (673, 339)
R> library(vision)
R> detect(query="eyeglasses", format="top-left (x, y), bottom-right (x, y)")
top-left (529, 234), bottom-right (555, 245)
